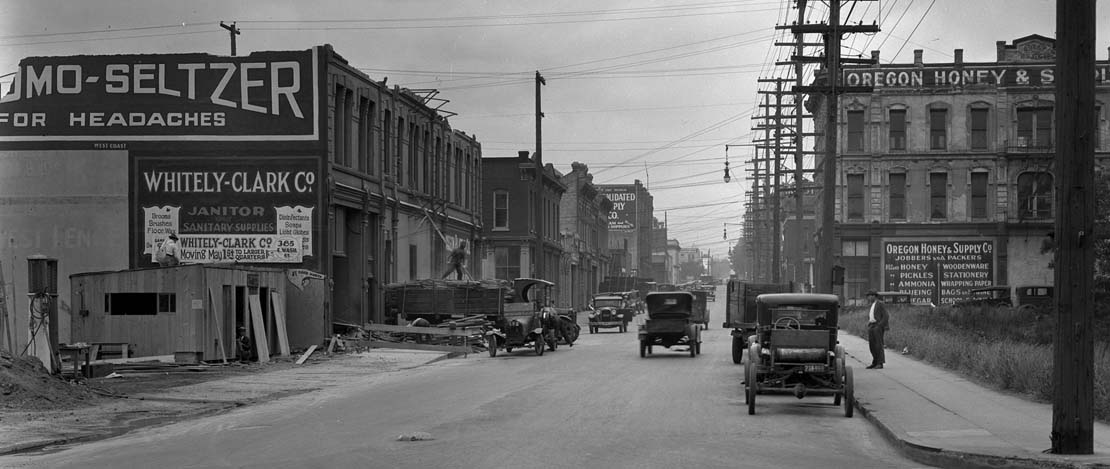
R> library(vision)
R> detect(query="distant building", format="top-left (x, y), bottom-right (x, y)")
top-left (806, 35), bottom-right (1108, 304)
top-left (558, 162), bottom-right (613, 309)
top-left (598, 180), bottom-right (654, 279)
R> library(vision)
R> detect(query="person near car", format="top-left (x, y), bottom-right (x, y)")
top-left (865, 290), bottom-right (889, 369)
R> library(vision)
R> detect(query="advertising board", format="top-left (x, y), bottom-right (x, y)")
top-left (0, 48), bottom-right (319, 141)
top-left (882, 240), bottom-right (995, 305)
top-left (598, 185), bottom-right (637, 232)
top-left (136, 156), bottom-right (318, 264)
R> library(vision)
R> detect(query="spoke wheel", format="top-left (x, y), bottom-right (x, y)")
top-left (535, 335), bottom-right (545, 356)
top-left (745, 358), bottom-right (757, 415)
top-left (488, 336), bottom-right (498, 358)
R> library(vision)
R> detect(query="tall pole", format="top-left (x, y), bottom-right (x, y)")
top-left (816, 0), bottom-right (841, 294)
top-left (1051, 0), bottom-right (1095, 454)
top-left (219, 21), bottom-right (240, 56)
top-left (534, 71), bottom-right (546, 280)
top-left (793, 1), bottom-right (808, 288)
top-left (772, 79), bottom-right (783, 283)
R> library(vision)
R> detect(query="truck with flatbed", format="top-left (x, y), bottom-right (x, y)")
top-left (724, 280), bottom-right (793, 364)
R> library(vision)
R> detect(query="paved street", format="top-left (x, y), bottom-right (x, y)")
top-left (2, 292), bottom-right (930, 469)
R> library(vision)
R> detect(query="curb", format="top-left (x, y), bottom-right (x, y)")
top-left (854, 399), bottom-right (1102, 469)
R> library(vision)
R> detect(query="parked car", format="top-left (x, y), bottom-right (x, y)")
top-left (744, 293), bottom-right (852, 417)
top-left (952, 286), bottom-right (1012, 309)
top-left (1013, 285), bottom-right (1053, 314)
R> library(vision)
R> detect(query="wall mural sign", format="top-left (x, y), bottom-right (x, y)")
top-left (0, 47), bottom-right (319, 141)
top-left (882, 240), bottom-right (995, 305)
top-left (137, 156), bottom-right (317, 264)
top-left (598, 186), bottom-right (637, 232)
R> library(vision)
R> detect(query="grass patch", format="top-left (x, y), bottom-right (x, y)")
top-left (842, 304), bottom-right (1110, 420)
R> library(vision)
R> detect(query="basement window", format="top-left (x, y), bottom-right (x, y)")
top-left (106, 293), bottom-right (176, 315)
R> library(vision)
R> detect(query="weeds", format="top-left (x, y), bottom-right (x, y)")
top-left (842, 304), bottom-right (1110, 420)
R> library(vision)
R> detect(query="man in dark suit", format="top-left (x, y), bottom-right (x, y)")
top-left (865, 291), bottom-right (889, 369)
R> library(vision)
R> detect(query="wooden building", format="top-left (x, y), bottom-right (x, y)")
top-left (69, 265), bottom-right (321, 362)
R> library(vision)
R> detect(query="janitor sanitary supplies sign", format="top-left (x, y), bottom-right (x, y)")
top-left (138, 156), bottom-right (317, 264)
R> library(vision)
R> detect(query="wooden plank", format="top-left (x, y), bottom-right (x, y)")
top-left (269, 291), bottom-right (291, 357)
top-left (364, 324), bottom-right (482, 337)
top-left (207, 287), bottom-right (228, 364)
top-left (247, 294), bottom-right (271, 363)
top-left (326, 335), bottom-right (338, 355)
top-left (295, 344), bottom-right (318, 365)
top-left (360, 340), bottom-right (470, 354)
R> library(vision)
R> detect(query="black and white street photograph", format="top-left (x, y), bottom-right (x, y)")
top-left (2, 1), bottom-right (1110, 467)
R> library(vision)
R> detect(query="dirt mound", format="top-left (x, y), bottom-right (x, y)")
top-left (0, 350), bottom-right (103, 410)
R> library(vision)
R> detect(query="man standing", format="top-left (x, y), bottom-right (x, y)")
top-left (441, 241), bottom-right (468, 280)
top-left (865, 291), bottom-right (889, 369)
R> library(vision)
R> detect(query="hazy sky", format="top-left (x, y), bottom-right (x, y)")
top-left (1, 0), bottom-right (1105, 258)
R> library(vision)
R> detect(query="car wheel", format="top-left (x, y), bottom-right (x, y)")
top-left (732, 336), bottom-right (745, 364)
top-left (833, 356), bottom-right (845, 406)
top-left (640, 340), bottom-right (647, 358)
top-left (535, 336), bottom-right (545, 356)
top-left (488, 336), bottom-right (498, 358)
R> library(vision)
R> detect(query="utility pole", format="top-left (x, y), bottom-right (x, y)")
top-left (220, 21), bottom-right (241, 56)
top-left (534, 71), bottom-right (546, 280)
top-left (1051, 0), bottom-right (1095, 454)
top-left (787, 1), bottom-right (877, 294)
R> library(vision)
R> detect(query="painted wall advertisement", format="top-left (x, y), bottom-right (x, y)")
top-left (598, 186), bottom-right (636, 232)
top-left (0, 48), bottom-right (318, 140)
top-left (137, 156), bottom-right (317, 264)
top-left (882, 240), bottom-right (994, 305)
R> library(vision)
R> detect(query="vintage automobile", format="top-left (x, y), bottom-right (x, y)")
top-left (486, 278), bottom-right (560, 357)
top-left (638, 291), bottom-right (702, 358)
top-left (588, 293), bottom-right (632, 333)
top-left (744, 293), bottom-right (853, 417)
top-left (952, 286), bottom-right (1012, 309)
top-left (1013, 285), bottom-right (1053, 314)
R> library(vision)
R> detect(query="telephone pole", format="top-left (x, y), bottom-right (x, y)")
top-left (1051, 0), bottom-right (1095, 454)
top-left (534, 71), bottom-right (546, 280)
top-left (220, 21), bottom-right (240, 56)
top-left (786, 0), bottom-right (878, 294)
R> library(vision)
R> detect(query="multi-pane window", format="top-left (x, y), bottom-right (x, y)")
top-left (1017, 172), bottom-right (1053, 219)
top-left (495, 246), bottom-right (521, 280)
top-left (408, 122), bottom-right (418, 188)
top-left (842, 239), bottom-right (869, 256)
top-left (889, 109), bottom-right (906, 150)
top-left (493, 191), bottom-right (509, 229)
top-left (929, 172), bottom-right (948, 219)
top-left (383, 109), bottom-right (392, 175)
top-left (358, 98), bottom-right (373, 174)
top-left (889, 172), bottom-right (906, 220)
top-left (970, 108), bottom-right (989, 150)
top-left (846, 173), bottom-right (865, 221)
top-left (847, 110), bottom-right (865, 151)
top-left (1017, 107), bottom-right (1053, 147)
top-left (396, 117), bottom-right (406, 183)
top-left (930, 108), bottom-right (947, 150)
top-left (971, 171), bottom-right (988, 219)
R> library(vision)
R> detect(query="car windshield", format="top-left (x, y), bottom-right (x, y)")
top-left (770, 306), bottom-right (829, 326)
top-left (594, 299), bottom-right (623, 308)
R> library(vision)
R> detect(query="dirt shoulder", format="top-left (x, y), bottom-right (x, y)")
top-left (0, 349), bottom-right (449, 455)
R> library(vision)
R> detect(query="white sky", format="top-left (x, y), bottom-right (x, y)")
top-left (1, 0), bottom-right (1106, 258)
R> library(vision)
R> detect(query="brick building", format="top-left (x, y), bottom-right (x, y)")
top-left (598, 180), bottom-right (655, 279)
top-left (807, 35), bottom-right (1108, 304)
top-left (558, 162), bottom-right (613, 309)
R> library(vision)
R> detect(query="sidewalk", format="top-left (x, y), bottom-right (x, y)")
top-left (839, 333), bottom-right (1110, 469)
top-left (0, 348), bottom-right (451, 456)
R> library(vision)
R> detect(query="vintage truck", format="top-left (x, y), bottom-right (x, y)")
top-left (723, 280), bottom-right (793, 364)
top-left (383, 278), bottom-right (579, 354)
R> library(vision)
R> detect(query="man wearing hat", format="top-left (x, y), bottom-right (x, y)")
top-left (865, 290), bottom-right (889, 369)
top-left (157, 232), bottom-right (180, 266)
